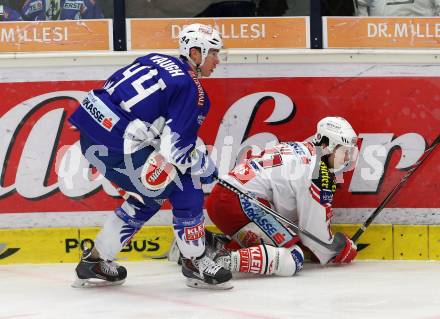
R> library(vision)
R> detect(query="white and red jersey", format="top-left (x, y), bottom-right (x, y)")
top-left (220, 141), bottom-right (338, 264)
top-left (218, 142), bottom-right (336, 264)
top-left (358, 0), bottom-right (440, 16)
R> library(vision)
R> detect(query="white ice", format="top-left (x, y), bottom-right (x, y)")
top-left (1, 260), bottom-right (440, 319)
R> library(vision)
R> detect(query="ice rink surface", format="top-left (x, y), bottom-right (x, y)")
top-left (1, 260), bottom-right (440, 319)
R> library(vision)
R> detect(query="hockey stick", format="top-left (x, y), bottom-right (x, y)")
top-left (214, 177), bottom-right (342, 252)
top-left (352, 134), bottom-right (440, 249)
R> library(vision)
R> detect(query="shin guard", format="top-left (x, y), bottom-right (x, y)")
top-left (94, 209), bottom-right (140, 261)
top-left (229, 244), bottom-right (304, 276)
top-left (173, 210), bottom-right (206, 259)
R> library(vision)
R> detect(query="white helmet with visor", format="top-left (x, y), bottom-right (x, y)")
top-left (178, 23), bottom-right (223, 67)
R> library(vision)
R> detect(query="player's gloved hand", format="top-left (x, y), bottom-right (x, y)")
top-left (191, 149), bottom-right (218, 185)
top-left (332, 232), bottom-right (357, 264)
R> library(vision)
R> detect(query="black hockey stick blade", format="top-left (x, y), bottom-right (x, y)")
top-left (352, 133), bottom-right (440, 250)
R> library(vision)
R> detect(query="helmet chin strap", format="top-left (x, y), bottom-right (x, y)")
top-left (320, 145), bottom-right (332, 157)
top-left (186, 57), bottom-right (203, 78)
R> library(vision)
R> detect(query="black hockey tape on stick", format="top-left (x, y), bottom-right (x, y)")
top-left (352, 133), bottom-right (440, 249)
top-left (214, 177), bottom-right (342, 252)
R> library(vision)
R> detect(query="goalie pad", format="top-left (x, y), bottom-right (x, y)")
top-left (228, 244), bottom-right (304, 276)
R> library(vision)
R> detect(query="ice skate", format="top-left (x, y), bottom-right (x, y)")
top-left (71, 249), bottom-right (127, 288)
top-left (205, 229), bottom-right (231, 257)
top-left (168, 230), bottom-right (230, 265)
top-left (212, 248), bottom-right (232, 271)
top-left (167, 230), bottom-right (231, 265)
top-left (181, 253), bottom-right (233, 290)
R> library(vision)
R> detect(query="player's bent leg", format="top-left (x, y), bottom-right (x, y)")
top-left (207, 184), bottom-right (300, 249)
top-left (215, 244), bottom-right (304, 277)
top-left (72, 200), bottom-right (158, 288)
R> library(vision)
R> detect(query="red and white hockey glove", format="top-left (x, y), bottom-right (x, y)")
top-left (332, 233), bottom-right (357, 264)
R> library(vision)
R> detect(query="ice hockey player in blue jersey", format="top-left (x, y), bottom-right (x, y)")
top-left (22, 0), bottom-right (103, 20)
top-left (69, 23), bottom-right (233, 290)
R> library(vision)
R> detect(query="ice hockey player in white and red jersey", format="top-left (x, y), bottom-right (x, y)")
top-left (206, 116), bottom-right (359, 277)
top-left (357, 0), bottom-right (440, 16)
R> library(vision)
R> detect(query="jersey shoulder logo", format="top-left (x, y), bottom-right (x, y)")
top-left (286, 142), bottom-right (310, 164)
top-left (80, 91), bottom-right (120, 132)
top-left (229, 161), bottom-right (257, 184)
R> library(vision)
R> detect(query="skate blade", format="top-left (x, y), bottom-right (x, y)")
top-left (185, 278), bottom-right (233, 290)
top-left (71, 277), bottom-right (125, 288)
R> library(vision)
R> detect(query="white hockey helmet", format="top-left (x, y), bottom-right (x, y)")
top-left (178, 23), bottom-right (223, 67)
top-left (314, 116), bottom-right (358, 174)
top-left (314, 116), bottom-right (357, 153)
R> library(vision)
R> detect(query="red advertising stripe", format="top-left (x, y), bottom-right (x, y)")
top-left (0, 77), bottom-right (438, 213)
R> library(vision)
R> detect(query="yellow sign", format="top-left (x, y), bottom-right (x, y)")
top-left (128, 17), bottom-right (309, 50)
top-left (0, 19), bottom-right (112, 52)
top-left (0, 226), bottom-right (174, 264)
top-left (332, 224), bottom-right (394, 260)
top-left (78, 226), bottom-right (174, 261)
top-left (325, 17), bottom-right (440, 48)
top-left (1, 224), bottom-right (438, 264)
top-left (0, 228), bottom-right (78, 264)
top-left (394, 225), bottom-right (428, 260)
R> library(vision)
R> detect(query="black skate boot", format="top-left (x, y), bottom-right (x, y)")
top-left (205, 229), bottom-right (231, 257)
top-left (212, 248), bottom-right (233, 272)
top-left (71, 249), bottom-right (127, 288)
top-left (168, 230), bottom-right (231, 265)
top-left (181, 253), bottom-right (233, 290)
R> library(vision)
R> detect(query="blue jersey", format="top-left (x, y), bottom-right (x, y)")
top-left (22, 0), bottom-right (103, 20)
top-left (69, 53), bottom-right (211, 173)
top-left (0, 6), bottom-right (23, 21)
